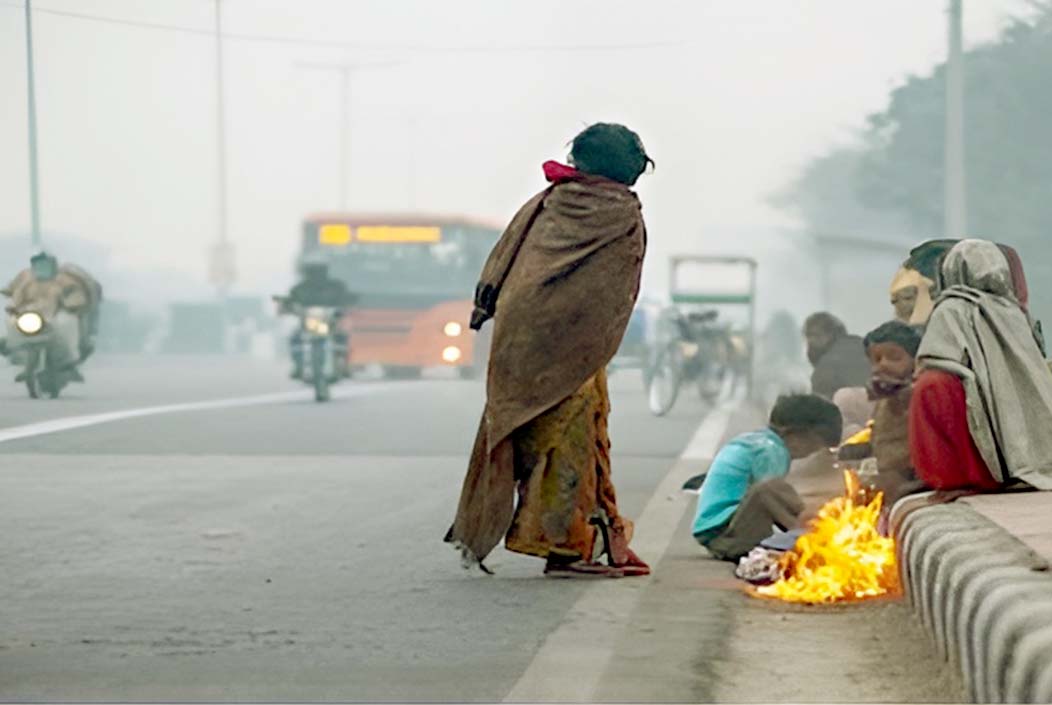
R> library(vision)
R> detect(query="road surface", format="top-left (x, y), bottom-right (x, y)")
top-left (0, 355), bottom-right (964, 702)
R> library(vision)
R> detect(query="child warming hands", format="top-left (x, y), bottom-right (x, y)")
top-left (692, 394), bottom-right (842, 562)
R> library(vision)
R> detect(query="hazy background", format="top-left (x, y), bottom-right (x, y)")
top-left (0, 0), bottom-right (1035, 333)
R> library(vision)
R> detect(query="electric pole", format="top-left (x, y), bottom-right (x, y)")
top-left (24, 0), bottom-right (42, 249)
top-left (210, 0), bottom-right (234, 297)
top-left (297, 61), bottom-right (398, 210)
top-left (406, 116), bottom-right (418, 210)
top-left (944, 0), bottom-right (967, 240)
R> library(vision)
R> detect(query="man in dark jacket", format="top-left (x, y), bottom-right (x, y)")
top-left (803, 312), bottom-right (870, 400)
top-left (282, 259), bottom-right (356, 379)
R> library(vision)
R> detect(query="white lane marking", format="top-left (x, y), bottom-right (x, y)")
top-left (504, 398), bottom-right (737, 703)
top-left (0, 383), bottom-right (398, 445)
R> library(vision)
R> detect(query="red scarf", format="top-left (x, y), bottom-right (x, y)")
top-left (542, 160), bottom-right (582, 183)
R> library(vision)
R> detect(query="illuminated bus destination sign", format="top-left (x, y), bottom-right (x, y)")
top-left (318, 224), bottom-right (442, 246)
top-left (356, 226), bottom-right (442, 243)
top-left (318, 223), bottom-right (352, 246)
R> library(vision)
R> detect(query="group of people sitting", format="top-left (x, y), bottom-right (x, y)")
top-left (693, 238), bottom-right (1052, 563)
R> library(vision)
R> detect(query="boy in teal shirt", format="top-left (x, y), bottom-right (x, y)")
top-left (693, 394), bottom-right (842, 561)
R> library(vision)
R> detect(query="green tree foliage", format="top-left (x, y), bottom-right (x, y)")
top-left (857, 5), bottom-right (1052, 246)
top-left (781, 3), bottom-right (1052, 316)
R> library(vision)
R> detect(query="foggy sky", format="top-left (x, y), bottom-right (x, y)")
top-left (0, 0), bottom-right (1031, 308)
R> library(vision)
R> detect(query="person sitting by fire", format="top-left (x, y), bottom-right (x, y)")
top-left (803, 312), bottom-right (871, 401)
top-left (889, 266), bottom-right (934, 325)
top-left (845, 320), bottom-right (926, 506)
top-left (910, 239), bottom-right (1052, 494)
top-left (692, 394), bottom-right (842, 563)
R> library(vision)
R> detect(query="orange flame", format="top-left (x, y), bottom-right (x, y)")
top-left (754, 470), bottom-right (899, 604)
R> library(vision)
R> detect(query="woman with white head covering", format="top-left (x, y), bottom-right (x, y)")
top-left (910, 239), bottom-right (1052, 492)
top-left (889, 266), bottom-right (935, 325)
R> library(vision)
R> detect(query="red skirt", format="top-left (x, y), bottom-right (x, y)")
top-left (909, 369), bottom-right (1000, 491)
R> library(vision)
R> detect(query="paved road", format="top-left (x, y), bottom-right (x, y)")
top-left (0, 355), bottom-right (964, 702)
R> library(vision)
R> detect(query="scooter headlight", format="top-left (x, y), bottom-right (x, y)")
top-left (15, 311), bottom-right (44, 335)
top-left (678, 341), bottom-right (700, 358)
top-left (304, 317), bottom-right (330, 335)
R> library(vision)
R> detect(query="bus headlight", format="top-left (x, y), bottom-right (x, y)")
top-left (442, 346), bottom-right (462, 363)
top-left (15, 311), bottom-right (44, 335)
top-left (443, 321), bottom-right (463, 337)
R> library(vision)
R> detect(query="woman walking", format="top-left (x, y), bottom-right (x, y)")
top-left (445, 123), bottom-right (653, 578)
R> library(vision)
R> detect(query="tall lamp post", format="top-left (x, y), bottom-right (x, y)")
top-left (210, 0), bottom-right (236, 352)
top-left (297, 61), bottom-right (399, 210)
top-left (944, 0), bottom-right (967, 240)
top-left (24, 0), bottom-right (42, 250)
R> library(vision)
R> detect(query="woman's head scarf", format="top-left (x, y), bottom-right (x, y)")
top-left (889, 266), bottom-right (935, 325)
top-left (917, 239), bottom-right (1052, 489)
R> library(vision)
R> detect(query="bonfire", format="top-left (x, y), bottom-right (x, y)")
top-left (753, 470), bottom-right (899, 604)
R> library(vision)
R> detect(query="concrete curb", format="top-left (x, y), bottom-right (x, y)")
top-left (891, 498), bottom-right (1052, 702)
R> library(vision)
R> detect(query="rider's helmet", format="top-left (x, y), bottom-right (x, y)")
top-left (30, 251), bottom-right (59, 281)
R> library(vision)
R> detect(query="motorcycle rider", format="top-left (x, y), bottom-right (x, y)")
top-left (2, 251), bottom-right (100, 382)
top-left (281, 256), bottom-right (356, 379)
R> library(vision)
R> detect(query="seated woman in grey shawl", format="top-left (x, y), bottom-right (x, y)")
top-left (910, 239), bottom-right (1052, 493)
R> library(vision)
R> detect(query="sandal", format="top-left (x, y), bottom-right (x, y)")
top-left (615, 547), bottom-right (651, 577)
top-left (591, 515), bottom-right (651, 577)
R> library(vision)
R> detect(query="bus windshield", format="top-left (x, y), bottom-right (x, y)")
top-left (303, 222), bottom-right (500, 303)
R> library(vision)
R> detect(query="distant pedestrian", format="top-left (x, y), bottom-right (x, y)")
top-left (803, 312), bottom-right (870, 400)
top-left (910, 240), bottom-right (1052, 492)
top-left (445, 123), bottom-right (654, 578)
top-left (692, 394), bottom-right (842, 562)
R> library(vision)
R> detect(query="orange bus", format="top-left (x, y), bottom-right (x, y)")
top-left (299, 213), bottom-right (502, 378)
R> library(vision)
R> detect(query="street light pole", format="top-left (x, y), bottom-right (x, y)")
top-left (339, 67), bottom-right (350, 210)
top-left (24, 0), bottom-right (42, 250)
top-left (214, 0), bottom-right (231, 296)
top-left (297, 61), bottom-right (398, 211)
top-left (944, 0), bottom-right (967, 240)
top-left (406, 116), bottom-right (418, 210)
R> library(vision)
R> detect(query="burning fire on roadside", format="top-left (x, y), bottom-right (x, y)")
top-left (753, 471), bottom-right (899, 605)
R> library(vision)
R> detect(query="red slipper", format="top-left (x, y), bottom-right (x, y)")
top-left (614, 547), bottom-right (651, 576)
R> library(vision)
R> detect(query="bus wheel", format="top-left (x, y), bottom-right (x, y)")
top-left (384, 365), bottom-right (422, 380)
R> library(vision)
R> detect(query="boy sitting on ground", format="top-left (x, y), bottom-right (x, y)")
top-left (862, 320), bottom-right (925, 505)
top-left (692, 394), bottom-right (842, 562)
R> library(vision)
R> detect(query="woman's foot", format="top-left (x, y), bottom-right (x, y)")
top-left (607, 523), bottom-right (650, 576)
top-left (614, 547), bottom-right (651, 576)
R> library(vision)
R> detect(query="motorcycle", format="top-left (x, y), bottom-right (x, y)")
top-left (275, 297), bottom-right (349, 402)
top-left (4, 306), bottom-right (80, 399)
top-left (644, 308), bottom-right (732, 416)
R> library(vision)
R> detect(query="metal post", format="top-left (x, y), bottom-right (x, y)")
top-left (406, 116), bottom-right (418, 210)
top-left (213, 0), bottom-right (232, 352)
top-left (24, 0), bottom-right (42, 249)
top-left (944, 0), bottom-right (967, 240)
top-left (339, 68), bottom-right (350, 210)
top-left (214, 0), bottom-right (229, 274)
top-left (296, 61), bottom-right (399, 211)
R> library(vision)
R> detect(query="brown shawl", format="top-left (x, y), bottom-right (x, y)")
top-left (446, 175), bottom-right (647, 564)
